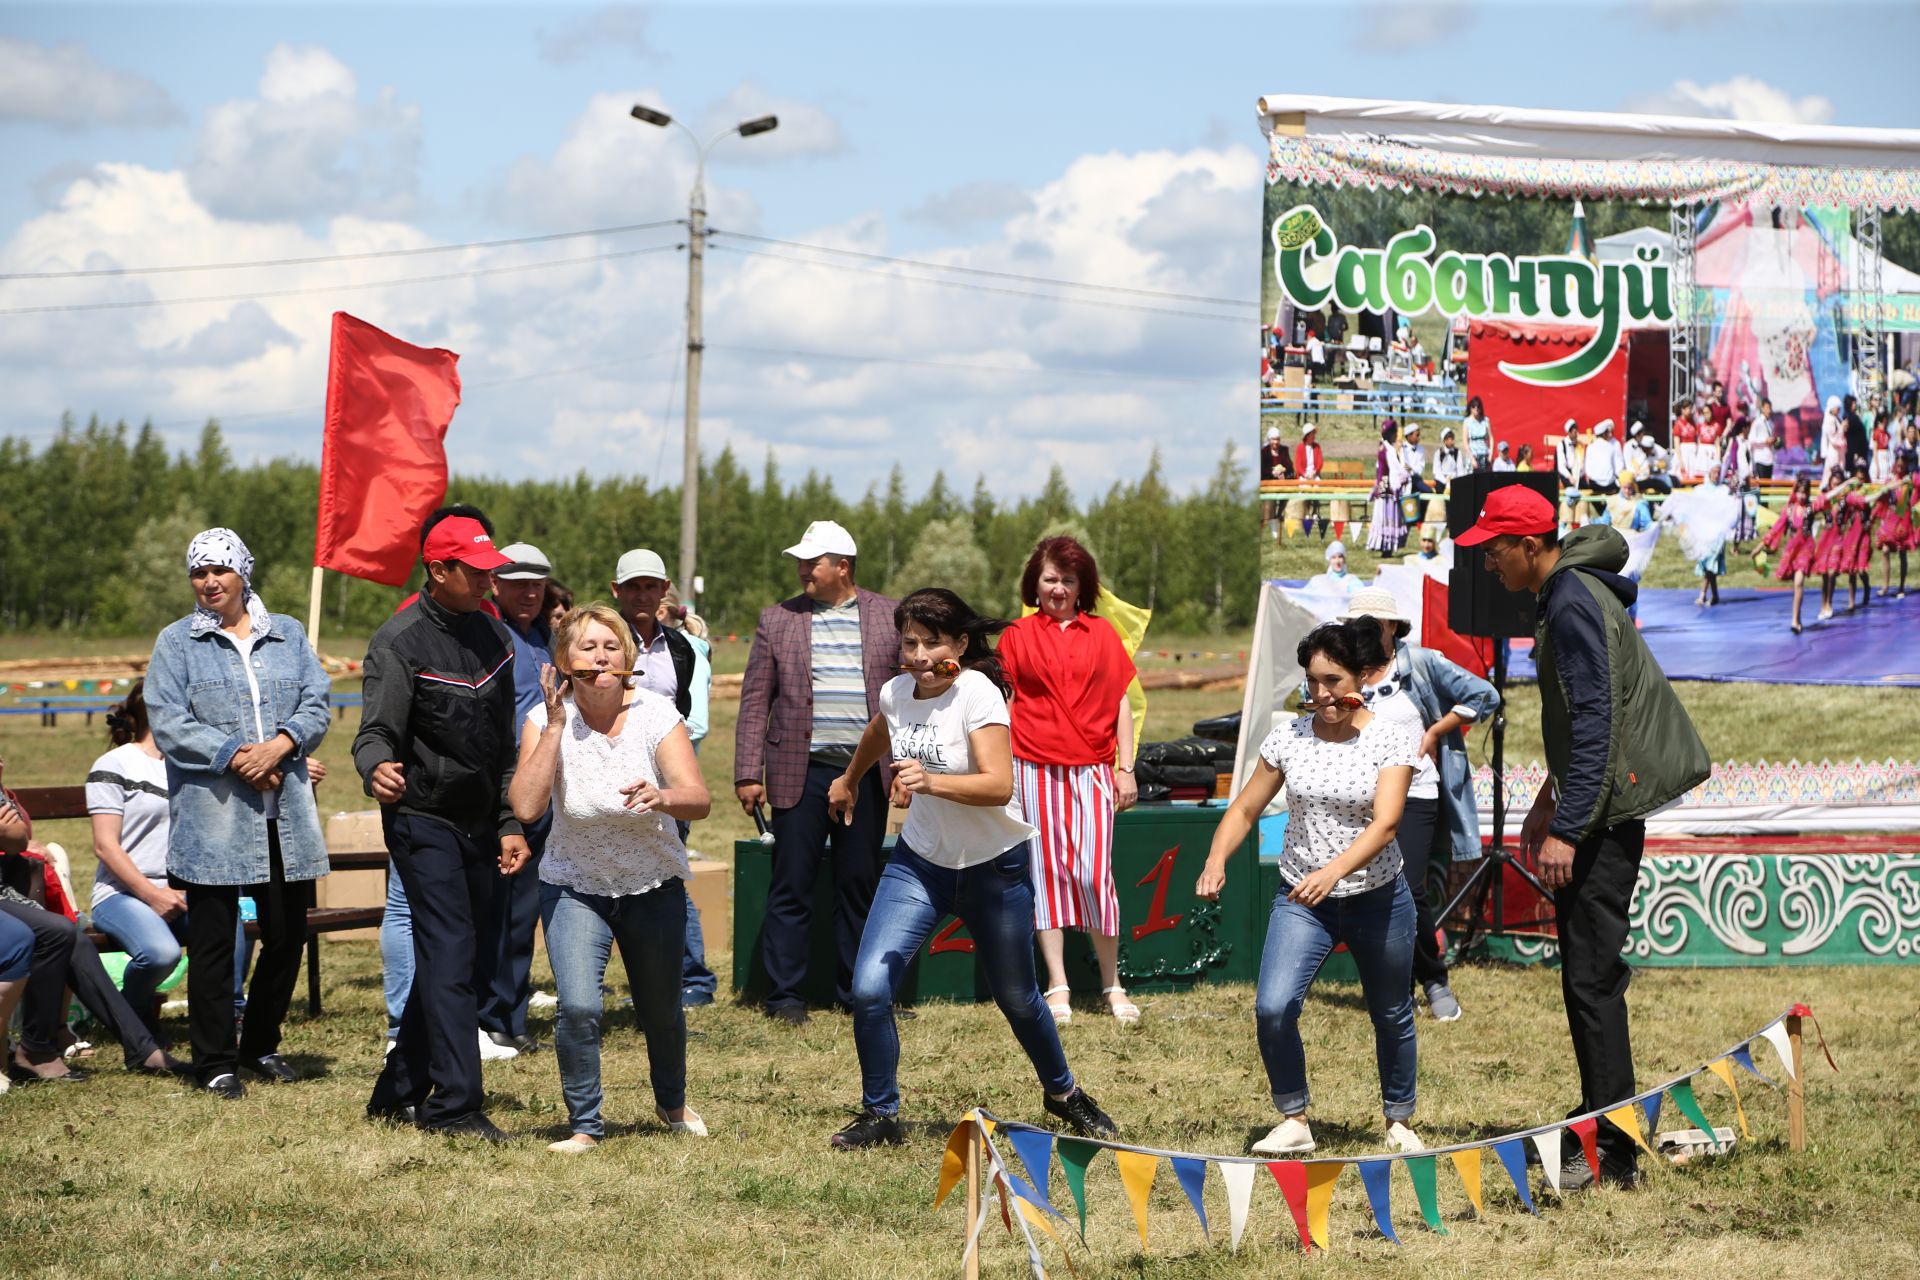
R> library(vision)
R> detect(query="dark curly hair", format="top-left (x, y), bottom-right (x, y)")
top-left (106, 679), bottom-right (149, 747)
top-left (894, 588), bottom-right (1010, 698)
top-left (1296, 620), bottom-right (1388, 679)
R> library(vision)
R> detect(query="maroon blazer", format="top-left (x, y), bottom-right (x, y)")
top-left (734, 586), bottom-right (901, 810)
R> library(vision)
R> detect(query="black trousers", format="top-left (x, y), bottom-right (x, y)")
top-left (477, 815), bottom-right (547, 1040)
top-left (0, 896), bottom-right (161, 1069)
top-left (370, 811), bottom-right (497, 1126)
top-left (763, 761), bottom-right (885, 1010)
top-left (1396, 797), bottom-right (1450, 988)
top-left (174, 822), bottom-right (311, 1083)
top-left (1553, 819), bottom-right (1646, 1165)
top-left (1753, 462), bottom-right (1774, 481)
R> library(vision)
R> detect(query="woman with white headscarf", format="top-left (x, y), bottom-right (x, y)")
top-left (145, 528), bottom-right (333, 1099)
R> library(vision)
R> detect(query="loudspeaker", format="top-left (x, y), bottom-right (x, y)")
top-left (1447, 471), bottom-right (1560, 639)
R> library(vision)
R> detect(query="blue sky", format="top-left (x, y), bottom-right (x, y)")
top-left (3, 1), bottom-right (1915, 498)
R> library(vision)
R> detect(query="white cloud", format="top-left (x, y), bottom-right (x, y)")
top-left (187, 44), bottom-right (421, 220)
top-left (1354, 0), bottom-right (1477, 52)
top-left (0, 37), bottom-right (180, 129)
top-left (907, 181), bottom-right (1035, 228)
top-left (1625, 76), bottom-right (1834, 125)
top-left (537, 6), bottom-right (661, 65)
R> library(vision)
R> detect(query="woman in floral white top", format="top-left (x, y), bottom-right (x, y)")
top-left (1196, 620), bottom-right (1423, 1157)
top-left (510, 603), bottom-right (712, 1153)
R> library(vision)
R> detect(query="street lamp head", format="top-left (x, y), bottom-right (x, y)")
top-left (630, 104), bottom-right (673, 128)
top-left (737, 115), bottom-right (779, 138)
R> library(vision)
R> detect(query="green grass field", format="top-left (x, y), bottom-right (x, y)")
top-left (3, 629), bottom-right (1918, 1278)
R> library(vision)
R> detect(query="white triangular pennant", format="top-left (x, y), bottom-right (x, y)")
top-left (1221, 1161), bottom-right (1256, 1253)
top-left (1758, 1022), bottom-right (1797, 1081)
top-left (1532, 1130), bottom-right (1563, 1195)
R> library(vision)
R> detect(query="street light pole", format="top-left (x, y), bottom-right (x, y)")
top-left (630, 104), bottom-right (778, 605)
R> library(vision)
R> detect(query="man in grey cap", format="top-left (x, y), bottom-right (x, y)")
top-left (735, 520), bottom-right (900, 1025)
top-left (476, 542), bottom-right (554, 1055)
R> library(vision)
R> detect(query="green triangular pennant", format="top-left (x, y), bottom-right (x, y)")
top-left (1057, 1138), bottom-right (1101, 1239)
top-left (1405, 1155), bottom-right (1448, 1235)
top-left (1670, 1079), bottom-right (1718, 1138)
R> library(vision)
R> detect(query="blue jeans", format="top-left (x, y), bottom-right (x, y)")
top-left (381, 871), bottom-right (412, 1040)
top-left (541, 879), bottom-right (688, 1138)
top-left (676, 818), bottom-right (715, 1001)
top-left (1254, 877), bottom-right (1418, 1122)
top-left (849, 840), bottom-right (1072, 1116)
top-left (91, 891), bottom-right (249, 1037)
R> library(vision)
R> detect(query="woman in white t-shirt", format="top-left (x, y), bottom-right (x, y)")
top-left (509, 604), bottom-right (712, 1154)
top-left (1195, 620), bottom-right (1423, 1157)
top-left (823, 589), bottom-right (1118, 1150)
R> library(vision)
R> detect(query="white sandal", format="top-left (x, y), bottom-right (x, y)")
top-left (1103, 986), bottom-right (1141, 1026)
top-left (1043, 985), bottom-right (1072, 1026)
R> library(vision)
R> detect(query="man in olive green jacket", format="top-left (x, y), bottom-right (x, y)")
top-left (1460, 487), bottom-right (1710, 1191)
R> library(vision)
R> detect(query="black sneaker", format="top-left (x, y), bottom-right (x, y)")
top-left (486, 1031), bottom-right (545, 1055)
top-left (423, 1112), bottom-right (512, 1143)
top-left (829, 1110), bottom-right (905, 1150)
top-left (242, 1053), bottom-right (302, 1084)
top-left (1557, 1151), bottom-right (1639, 1192)
top-left (1043, 1087), bottom-right (1118, 1139)
top-left (200, 1072), bottom-right (246, 1100)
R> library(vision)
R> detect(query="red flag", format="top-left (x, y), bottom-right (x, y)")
top-left (314, 312), bottom-right (460, 586)
top-left (1420, 575), bottom-right (1492, 678)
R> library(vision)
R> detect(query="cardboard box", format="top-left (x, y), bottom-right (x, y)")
top-left (1282, 365), bottom-right (1308, 389)
top-left (321, 809), bottom-right (386, 940)
top-left (687, 858), bottom-right (729, 940)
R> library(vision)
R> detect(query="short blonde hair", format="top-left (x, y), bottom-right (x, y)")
top-left (553, 602), bottom-right (636, 695)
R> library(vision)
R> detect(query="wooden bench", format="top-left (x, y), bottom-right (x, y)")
top-left (9, 784), bottom-right (387, 1016)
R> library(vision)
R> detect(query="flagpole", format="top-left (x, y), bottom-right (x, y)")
top-left (306, 565), bottom-right (325, 649)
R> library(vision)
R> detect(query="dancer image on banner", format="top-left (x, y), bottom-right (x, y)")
top-left (1194, 620), bottom-right (1426, 1158)
top-left (824, 589), bottom-right (1118, 1150)
top-left (1757, 475), bottom-right (1818, 634)
top-left (1874, 454), bottom-right (1916, 598)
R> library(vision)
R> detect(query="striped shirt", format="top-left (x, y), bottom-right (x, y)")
top-left (808, 595), bottom-right (868, 762)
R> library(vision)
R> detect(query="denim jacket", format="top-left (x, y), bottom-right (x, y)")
top-left (146, 611), bottom-right (333, 885)
top-left (1392, 643), bottom-right (1501, 862)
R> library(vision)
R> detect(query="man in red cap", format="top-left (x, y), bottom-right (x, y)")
top-left (354, 513), bottom-right (532, 1142)
top-left (1457, 486), bottom-right (1709, 1192)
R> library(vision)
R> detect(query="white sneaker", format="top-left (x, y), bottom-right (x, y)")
top-left (1251, 1116), bottom-right (1315, 1155)
top-left (1386, 1121), bottom-right (1425, 1153)
top-left (547, 1134), bottom-right (598, 1154)
top-left (657, 1104), bottom-right (709, 1137)
top-left (384, 1038), bottom-right (396, 1057)
top-left (478, 1029), bottom-right (519, 1061)
top-left (529, 991), bottom-right (558, 1011)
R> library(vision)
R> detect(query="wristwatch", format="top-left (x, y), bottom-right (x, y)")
top-left (1116, 763), bottom-right (1134, 773)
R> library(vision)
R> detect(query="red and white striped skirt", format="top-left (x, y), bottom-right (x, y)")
top-left (1014, 758), bottom-right (1120, 934)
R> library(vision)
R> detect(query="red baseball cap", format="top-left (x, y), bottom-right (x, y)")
top-left (1454, 486), bottom-right (1557, 547)
top-left (422, 515), bottom-right (512, 569)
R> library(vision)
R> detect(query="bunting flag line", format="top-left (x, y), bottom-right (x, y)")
top-left (1449, 1148), bottom-right (1485, 1218)
top-left (1667, 1079), bottom-right (1718, 1138)
top-left (1568, 1117), bottom-right (1602, 1183)
top-left (1057, 1138), bottom-right (1098, 1238)
top-left (1114, 1151), bottom-right (1158, 1251)
top-left (1268, 1161), bottom-right (1313, 1251)
top-left (1357, 1160), bottom-right (1400, 1244)
top-left (1407, 1154), bottom-right (1447, 1234)
top-left (1757, 1021), bottom-right (1797, 1081)
top-left (1008, 1129), bottom-right (1059, 1218)
top-left (1220, 1160), bottom-right (1255, 1253)
top-left (1533, 1129), bottom-right (1564, 1196)
top-left (1170, 1158), bottom-right (1210, 1241)
top-left (1303, 1163), bottom-right (1345, 1250)
top-left (1642, 1089), bottom-right (1664, 1135)
top-left (1705, 1059), bottom-right (1753, 1139)
top-left (1730, 1044), bottom-right (1777, 1088)
top-left (1492, 1140), bottom-right (1537, 1214)
top-left (1602, 1105), bottom-right (1656, 1158)
top-left (934, 1118), bottom-right (974, 1211)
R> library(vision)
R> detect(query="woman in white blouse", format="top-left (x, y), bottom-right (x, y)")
top-left (510, 603), bottom-right (711, 1154)
top-left (1195, 620), bottom-right (1423, 1157)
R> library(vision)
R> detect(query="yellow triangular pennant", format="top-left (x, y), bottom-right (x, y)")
top-left (1114, 1150), bottom-right (1158, 1252)
top-left (935, 1119), bottom-right (976, 1210)
top-left (1448, 1148), bottom-right (1484, 1217)
top-left (1304, 1162), bottom-right (1345, 1249)
top-left (1603, 1104), bottom-right (1656, 1158)
top-left (1706, 1059), bottom-right (1752, 1138)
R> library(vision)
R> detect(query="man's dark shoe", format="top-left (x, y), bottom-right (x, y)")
top-left (200, 1072), bottom-right (246, 1099)
top-left (681, 988), bottom-right (716, 1008)
top-left (422, 1112), bottom-right (512, 1143)
top-left (486, 1030), bottom-right (544, 1054)
top-left (366, 1102), bottom-right (417, 1126)
top-left (241, 1053), bottom-right (302, 1084)
top-left (1557, 1151), bottom-right (1639, 1192)
top-left (830, 1110), bottom-right (905, 1150)
top-left (1044, 1087), bottom-right (1118, 1139)
top-left (767, 1004), bottom-right (809, 1027)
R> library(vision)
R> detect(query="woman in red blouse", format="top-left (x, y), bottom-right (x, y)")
top-left (1000, 537), bottom-right (1140, 1025)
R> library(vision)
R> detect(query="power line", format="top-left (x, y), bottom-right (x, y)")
top-left (0, 243), bottom-right (685, 316)
top-left (0, 219), bottom-right (686, 281)
top-left (708, 242), bottom-right (1252, 324)
top-left (708, 227), bottom-right (1258, 309)
top-left (710, 341), bottom-right (1240, 386)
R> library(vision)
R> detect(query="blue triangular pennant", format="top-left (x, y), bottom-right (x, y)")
top-left (1171, 1157), bottom-right (1210, 1239)
top-left (1006, 1129), bottom-right (1058, 1215)
top-left (1641, 1089), bottom-right (1663, 1135)
top-left (1357, 1159), bottom-right (1400, 1244)
top-left (1491, 1140), bottom-right (1536, 1215)
top-left (1004, 1171), bottom-right (1064, 1224)
top-left (1731, 1044), bottom-right (1777, 1088)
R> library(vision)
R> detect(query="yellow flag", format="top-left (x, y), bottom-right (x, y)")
top-left (1706, 1059), bottom-right (1752, 1139)
top-left (1603, 1105), bottom-right (1656, 1157)
top-left (1020, 586), bottom-right (1151, 763)
top-left (1114, 1150), bottom-right (1158, 1251)
top-left (1304, 1162), bottom-right (1345, 1249)
top-left (935, 1119), bottom-right (976, 1210)
top-left (1448, 1148), bottom-right (1484, 1218)
top-left (63, 678), bottom-right (78, 691)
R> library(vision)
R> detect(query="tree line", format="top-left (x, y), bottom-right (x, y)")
top-left (0, 416), bottom-right (1258, 642)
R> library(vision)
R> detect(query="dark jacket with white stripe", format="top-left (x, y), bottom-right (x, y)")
top-left (352, 592), bottom-right (523, 837)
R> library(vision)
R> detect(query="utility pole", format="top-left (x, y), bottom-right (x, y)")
top-left (630, 103), bottom-right (778, 605)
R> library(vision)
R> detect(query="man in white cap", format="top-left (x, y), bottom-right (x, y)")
top-left (1582, 419), bottom-right (1622, 495)
top-left (610, 549), bottom-right (696, 718)
top-left (1402, 422), bottom-right (1430, 494)
top-left (735, 521), bottom-right (901, 1025)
